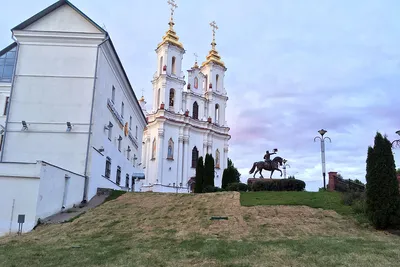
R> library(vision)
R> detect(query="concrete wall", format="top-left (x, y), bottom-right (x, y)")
top-left (35, 162), bottom-right (85, 220)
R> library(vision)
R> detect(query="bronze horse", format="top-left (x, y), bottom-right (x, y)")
top-left (249, 156), bottom-right (284, 178)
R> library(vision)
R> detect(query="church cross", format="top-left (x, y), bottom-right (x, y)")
top-left (141, 88), bottom-right (145, 96)
top-left (167, 0), bottom-right (178, 22)
top-left (193, 53), bottom-right (198, 62)
top-left (210, 21), bottom-right (218, 43)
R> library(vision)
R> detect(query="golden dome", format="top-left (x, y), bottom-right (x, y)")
top-left (201, 21), bottom-right (225, 68)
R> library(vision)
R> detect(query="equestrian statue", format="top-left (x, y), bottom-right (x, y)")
top-left (249, 148), bottom-right (284, 178)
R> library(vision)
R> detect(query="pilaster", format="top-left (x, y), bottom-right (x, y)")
top-left (157, 128), bottom-right (164, 184)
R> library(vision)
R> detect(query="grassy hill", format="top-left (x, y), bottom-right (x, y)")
top-left (1, 191), bottom-right (400, 267)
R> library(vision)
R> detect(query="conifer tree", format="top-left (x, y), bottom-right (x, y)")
top-left (194, 156), bottom-right (204, 193)
top-left (366, 132), bottom-right (399, 229)
top-left (203, 154), bottom-right (215, 188)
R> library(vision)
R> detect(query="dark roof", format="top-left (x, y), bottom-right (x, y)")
top-left (107, 37), bottom-right (147, 124)
top-left (11, 0), bottom-right (106, 33)
top-left (0, 42), bottom-right (17, 57)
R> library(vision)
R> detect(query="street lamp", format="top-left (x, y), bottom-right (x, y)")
top-left (314, 129), bottom-right (331, 189)
top-left (282, 159), bottom-right (290, 179)
top-left (392, 130), bottom-right (400, 149)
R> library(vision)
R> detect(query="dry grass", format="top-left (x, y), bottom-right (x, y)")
top-left (1, 192), bottom-right (400, 267)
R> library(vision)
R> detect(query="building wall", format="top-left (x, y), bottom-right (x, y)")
top-left (35, 162), bottom-right (85, 220)
top-left (0, 162), bottom-right (41, 236)
top-left (86, 41), bottom-right (146, 199)
top-left (0, 83), bottom-right (11, 126)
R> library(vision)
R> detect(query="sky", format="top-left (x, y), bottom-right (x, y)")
top-left (1, 0), bottom-right (399, 191)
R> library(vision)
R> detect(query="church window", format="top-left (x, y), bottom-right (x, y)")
top-left (121, 102), bottom-right (124, 118)
top-left (215, 104), bottom-right (220, 124)
top-left (108, 121), bottom-right (113, 140)
top-left (159, 56), bottom-right (163, 75)
top-left (167, 138), bottom-right (174, 159)
top-left (3, 97), bottom-right (9, 115)
top-left (215, 149), bottom-right (220, 168)
top-left (205, 75), bottom-right (208, 90)
top-left (151, 138), bottom-right (156, 159)
top-left (111, 86), bottom-right (115, 103)
top-left (0, 45), bottom-right (16, 82)
top-left (191, 146), bottom-right (199, 168)
top-left (129, 116), bottom-right (132, 129)
top-left (133, 154), bottom-right (136, 167)
top-left (157, 88), bottom-right (161, 108)
top-left (118, 135), bottom-right (122, 152)
top-left (192, 101), bottom-right (199, 119)
top-left (194, 77), bottom-right (198, 89)
top-left (0, 135), bottom-right (3, 152)
top-left (127, 145), bottom-right (131, 160)
top-left (135, 126), bottom-right (138, 139)
top-left (169, 89), bottom-right (175, 109)
top-left (125, 174), bottom-right (130, 188)
top-left (216, 74), bottom-right (219, 91)
top-left (172, 56), bottom-right (176, 75)
top-left (105, 157), bottom-right (111, 178)
top-left (116, 166), bottom-right (121, 185)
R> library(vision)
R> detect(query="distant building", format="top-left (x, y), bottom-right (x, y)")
top-left (0, 0), bottom-right (146, 236)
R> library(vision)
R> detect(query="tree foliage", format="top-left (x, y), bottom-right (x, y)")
top-left (365, 132), bottom-right (399, 229)
top-left (194, 156), bottom-right (204, 193)
top-left (203, 154), bottom-right (215, 188)
top-left (222, 158), bottom-right (241, 189)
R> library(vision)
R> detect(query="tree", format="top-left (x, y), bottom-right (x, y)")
top-left (396, 169), bottom-right (400, 175)
top-left (287, 175), bottom-right (296, 179)
top-left (227, 158), bottom-right (241, 183)
top-left (194, 156), bottom-right (204, 193)
top-left (203, 154), bottom-right (215, 188)
top-left (222, 158), bottom-right (242, 189)
top-left (365, 132), bottom-right (399, 229)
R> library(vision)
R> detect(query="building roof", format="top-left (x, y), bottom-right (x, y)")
top-left (11, 0), bottom-right (106, 33)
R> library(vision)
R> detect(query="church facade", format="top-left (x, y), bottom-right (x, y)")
top-left (140, 5), bottom-right (231, 192)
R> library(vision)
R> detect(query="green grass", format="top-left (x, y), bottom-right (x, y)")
top-left (104, 190), bottom-right (126, 203)
top-left (240, 191), bottom-right (354, 216)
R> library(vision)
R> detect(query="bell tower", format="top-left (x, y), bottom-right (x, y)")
top-left (152, 0), bottom-right (185, 113)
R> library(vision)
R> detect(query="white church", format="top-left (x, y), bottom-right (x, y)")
top-left (139, 1), bottom-right (231, 193)
top-left (0, 0), bottom-right (147, 235)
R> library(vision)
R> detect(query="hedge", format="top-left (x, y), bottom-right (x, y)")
top-left (248, 179), bottom-right (306, 191)
top-left (226, 182), bottom-right (248, 192)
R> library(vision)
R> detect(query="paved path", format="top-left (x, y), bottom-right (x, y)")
top-left (41, 193), bottom-right (110, 224)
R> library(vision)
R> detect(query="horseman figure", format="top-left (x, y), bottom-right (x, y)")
top-left (263, 149), bottom-right (277, 169)
top-left (249, 148), bottom-right (283, 179)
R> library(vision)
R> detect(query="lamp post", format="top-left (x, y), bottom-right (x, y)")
top-left (314, 129), bottom-right (331, 189)
top-left (282, 159), bottom-right (290, 179)
top-left (392, 130), bottom-right (400, 149)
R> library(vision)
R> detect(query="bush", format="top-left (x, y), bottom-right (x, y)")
top-left (226, 182), bottom-right (248, 192)
top-left (204, 154), bottom-right (215, 188)
top-left (249, 179), bottom-right (305, 192)
top-left (203, 185), bottom-right (224, 193)
top-left (194, 157), bottom-right (204, 193)
top-left (341, 191), bottom-right (365, 206)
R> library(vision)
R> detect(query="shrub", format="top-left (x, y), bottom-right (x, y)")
top-left (204, 154), bottom-right (215, 188)
top-left (194, 157), bottom-right (204, 193)
top-left (365, 132), bottom-right (399, 229)
top-left (203, 185), bottom-right (224, 193)
top-left (249, 179), bottom-right (305, 192)
top-left (341, 191), bottom-right (365, 206)
top-left (226, 182), bottom-right (248, 192)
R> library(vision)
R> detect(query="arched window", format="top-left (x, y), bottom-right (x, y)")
top-left (215, 149), bottom-right (220, 168)
top-left (169, 89), bottom-right (175, 108)
top-left (192, 101), bottom-right (199, 119)
top-left (191, 146), bottom-right (199, 167)
top-left (216, 74), bottom-right (219, 91)
top-left (194, 77), bottom-right (198, 89)
top-left (159, 56), bottom-right (163, 75)
top-left (157, 88), bottom-right (161, 109)
top-left (172, 56), bottom-right (176, 75)
top-left (151, 138), bottom-right (156, 159)
top-left (167, 138), bottom-right (174, 159)
top-left (215, 104), bottom-right (220, 124)
top-left (204, 75), bottom-right (208, 90)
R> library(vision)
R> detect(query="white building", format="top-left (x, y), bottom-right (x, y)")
top-left (140, 6), bottom-right (231, 193)
top-left (0, 0), bottom-right (146, 236)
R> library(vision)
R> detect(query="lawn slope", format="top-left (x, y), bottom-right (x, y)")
top-left (0, 192), bottom-right (399, 267)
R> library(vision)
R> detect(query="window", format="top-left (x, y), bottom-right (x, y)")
top-left (116, 166), bottom-right (121, 185)
top-left (133, 154), bottom-right (136, 167)
top-left (129, 116), bottom-right (132, 129)
top-left (159, 56), bottom-right (163, 74)
top-left (3, 97), bottom-right (9, 115)
top-left (111, 86), bottom-right (115, 103)
top-left (215, 104), bottom-right (220, 124)
top-left (215, 149), bottom-right (220, 168)
top-left (151, 138), bottom-right (156, 159)
top-left (125, 174), bottom-right (129, 188)
top-left (118, 135), bottom-right (122, 151)
top-left (194, 77), bottom-right (198, 89)
top-left (157, 88), bottom-right (161, 108)
top-left (105, 157), bottom-right (111, 178)
top-left (121, 102), bottom-right (124, 118)
top-left (127, 145), bottom-right (131, 160)
top-left (205, 75), bottom-right (208, 90)
top-left (135, 126), bottom-right (138, 139)
top-left (216, 74), bottom-right (219, 91)
top-left (167, 138), bottom-right (174, 159)
top-left (191, 146), bottom-right (199, 168)
top-left (192, 101), bottom-right (199, 120)
top-left (0, 45), bottom-right (16, 82)
top-left (172, 56), bottom-right (176, 74)
top-left (0, 135), bottom-right (3, 152)
top-left (108, 121), bottom-right (113, 140)
top-left (169, 89), bottom-right (175, 108)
